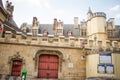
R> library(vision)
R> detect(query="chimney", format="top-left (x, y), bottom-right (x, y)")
top-left (53, 18), bottom-right (58, 30)
top-left (32, 17), bottom-right (38, 26)
top-left (74, 17), bottom-right (78, 28)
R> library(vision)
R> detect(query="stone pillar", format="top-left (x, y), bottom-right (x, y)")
top-left (16, 32), bottom-right (22, 41)
top-left (59, 36), bottom-right (65, 42)
top-left (48, 35), bottom-right (54, 43)
top-left (5, 31), bottom-right (12, 41)
top-left (26, 33), bottom-right (32, 43)
top-left (69, 36), bottom-right (75, 46)
top-left (37, 34), bottom-right (43, 44)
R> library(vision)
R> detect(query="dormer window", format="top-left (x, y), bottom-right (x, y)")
top-left (107, 30), bottom-right (113, 38)
top-left (81, 29), bottom-right (87, 37)
top-left (43, 29), bottom-right (49, 36)
top-left (56, 29), bottom-right (62, 36)
top-left (67, 29), bottom-right (72, 37)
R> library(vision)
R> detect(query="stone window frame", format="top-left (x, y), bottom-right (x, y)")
top-left (8, 52), bottom-right (25, 75)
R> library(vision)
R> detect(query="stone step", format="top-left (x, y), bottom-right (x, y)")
top-left (0, 74), bottom-right (60, 80)
top-left (0, 74), bottom-right (21, 80)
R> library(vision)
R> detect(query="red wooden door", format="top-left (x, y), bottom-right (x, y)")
top-left (38, 54), bottom-right (59, 79)
top-left (11, 60), bottom-right (22, 76)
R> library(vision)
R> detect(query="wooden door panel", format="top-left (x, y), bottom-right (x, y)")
top-left (11, 60), bottom-right (22, 76)
top-left (39, 63), bottom-right (48, 69)
top-left (38, 70), bottom-right (47, 78)
top-left (49, 70), bottom-right (58, 78)
top-left (38, 54), bottom-right (59, 78)
top-left (49, 63), bottom-right (58, 70)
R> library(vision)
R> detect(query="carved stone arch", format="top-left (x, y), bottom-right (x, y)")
top-left (33, 49), bottom-right (65, 72)
top-left (8, 52), bottom-right (25, 75)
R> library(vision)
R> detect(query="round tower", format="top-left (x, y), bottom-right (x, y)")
top-left (87, 11), bottom-right (107, 47)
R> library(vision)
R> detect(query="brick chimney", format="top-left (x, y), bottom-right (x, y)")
top-left (53, 18), bottom-right (58, 30)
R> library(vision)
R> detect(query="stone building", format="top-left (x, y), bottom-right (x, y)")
top-left (0, 0), bottom-right (120, 80)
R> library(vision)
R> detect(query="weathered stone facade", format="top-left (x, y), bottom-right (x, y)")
top-left (0, 0), bottom-right (120, 80)
top-left (0, 37), bottom-right (87, 79)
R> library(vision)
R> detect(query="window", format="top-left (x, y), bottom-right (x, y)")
top-left (43, 29), bottom-right (48, 36)
top-left (56, 29), bottom-right (62, 36)
top-left (107, 30), bottom-right (113, 38)
top-left (67, 29), bottom-right (72, 37)
top-left (81, 29), bottom-right (86, 37)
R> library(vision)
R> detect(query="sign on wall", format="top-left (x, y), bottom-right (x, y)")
top-left (98, 64), bottom-right (114, 74)
top-left (99, 53), bottom-right (112, 64)
top-left (106, 64), bottom-right (114, 74)
top-left (98, 64), bottom-right (105, 73)
top-left (68, 62), bottom-right (73, 68)
top-left (98, 53), bottom-right (114, 74)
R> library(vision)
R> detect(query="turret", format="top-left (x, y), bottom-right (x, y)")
top-left (87, 7), bottom-right (93, 20)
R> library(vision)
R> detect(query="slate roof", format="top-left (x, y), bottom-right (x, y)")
top-left (38, 24), bottom-right (80, 36)
top-left (115, 25), bottom-right (120, 30)
top-left (4, 19), bottom-right (21, 32)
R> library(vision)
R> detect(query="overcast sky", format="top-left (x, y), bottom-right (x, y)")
top-left (3, 0), bottom-right (120, 27)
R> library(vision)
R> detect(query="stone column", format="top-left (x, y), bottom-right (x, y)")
top-left (5, 31), bottom-right (12, 42)
top-left (37, 34), bottom-right (43, 44)
top-left (16, 32), bottom-right (22, 42)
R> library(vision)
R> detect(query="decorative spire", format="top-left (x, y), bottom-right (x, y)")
top-left (87, 7), bottom-right (92, 14)
top-left (5, 0), bottom-right (14, 16)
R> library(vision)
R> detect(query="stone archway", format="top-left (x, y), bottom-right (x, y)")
top-left (8, 52), bottom-right (25, 76)
top-left (33, 49), bottom-right (65, 78)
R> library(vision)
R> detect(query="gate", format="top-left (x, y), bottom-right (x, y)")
top-left (11, 60), bottom-right (22, 76)
top-left (38, 54), bottom-right (59, 79)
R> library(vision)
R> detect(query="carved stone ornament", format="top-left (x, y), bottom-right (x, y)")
top-left (8, 52), bottom-right (25, 64)
top-left (48, 38), bottom-right (53, 43)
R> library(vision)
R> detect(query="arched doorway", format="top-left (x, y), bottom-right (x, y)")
top-left (11, 60), bottom-right (22, 76)
top-left (38, 54), bottom-right (59, 79)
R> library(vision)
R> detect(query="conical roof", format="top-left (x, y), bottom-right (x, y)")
top-left (87, 7), bottom-right (92, 14)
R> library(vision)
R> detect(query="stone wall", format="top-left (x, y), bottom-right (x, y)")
top-left (0, 42), bottom-right (86, 79)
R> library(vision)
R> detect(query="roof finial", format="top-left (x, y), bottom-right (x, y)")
top-left (87, 7), bottom-right (92, 14)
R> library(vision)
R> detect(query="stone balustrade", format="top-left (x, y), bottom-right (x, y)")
top-left (0, 31), bottom-right (120, 50)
